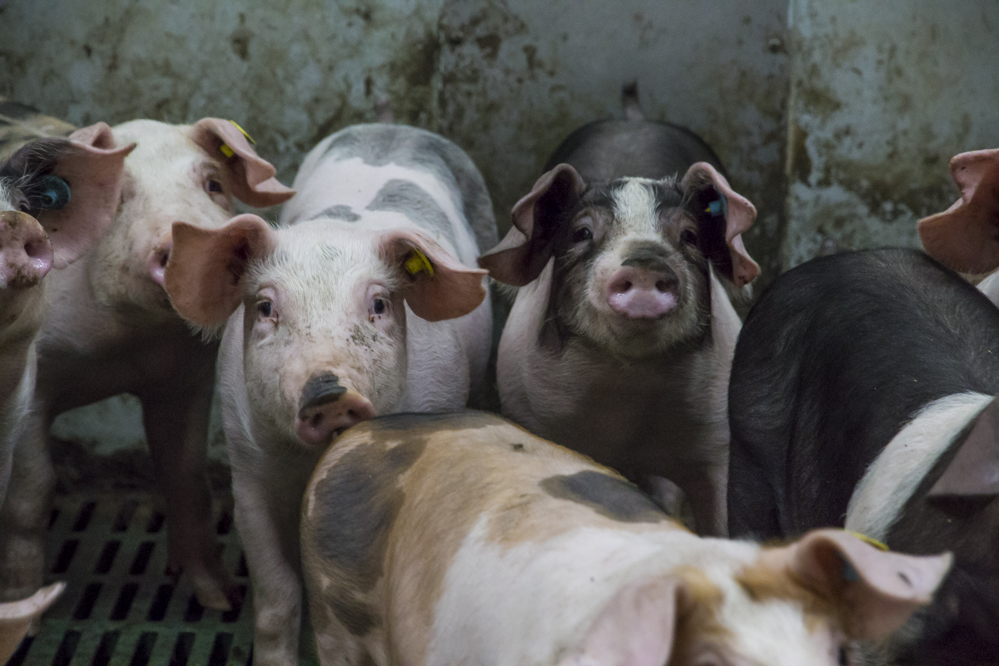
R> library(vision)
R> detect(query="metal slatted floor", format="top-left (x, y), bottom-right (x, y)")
top-left (8, 492), bottom-right (254, 666)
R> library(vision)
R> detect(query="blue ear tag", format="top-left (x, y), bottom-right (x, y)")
top-left (705, 197), bottom-right (726, 217)
top-left (37, 175), bottom-right (71, 210)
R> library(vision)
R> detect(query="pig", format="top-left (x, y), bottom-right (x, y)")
top-left (727, 246), bottom-right (999, 664)
top-left (480, 116), bottom-right (759, 536)
top-left (0, 100), bottom-right (294, 611)
top-left (164, 123), bottom-right (496, 665)
top-left (918, 147), bottom-right (999, 305)
top-left (0, 126), bottom-right (130, 500)
top-left (0, 582), bottom-right (64, 663)
top-left (300, 411), bottom-right (952, 666)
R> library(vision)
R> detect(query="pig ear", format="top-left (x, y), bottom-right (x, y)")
top-left (680, 162), bottom-right (760, 287)
top-left (928, 395), bottom-right (999, 498)
top-left (479, 164), bottom-right (586, 286)
top-left (381, 229), bottom-right (487, 322)
top-left (775, 529), bottom-right (952, 640)
top-left (35, 123), bottom-right (134, 269)
top-left (918, 149), bottom-right (999, 274)
top-left (558, 577), bottom-right (679, 666)
top-left (164, 213), bottom-right (276, 327)
top-left (0, 582), bottom-right (65, 663)
top-left (189, 118), bottom-right (295, 208)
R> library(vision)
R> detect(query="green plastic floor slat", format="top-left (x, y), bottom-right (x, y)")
top-left (8, 493), bottom-right (255, 666)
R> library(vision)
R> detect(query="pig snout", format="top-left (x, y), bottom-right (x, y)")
top-left (146, 235), bottom-right (173, 287)
top-left (605, 252), bottom-right (679, 319)
top-left (295, 373), bottom-right (375, 446)
top-left (0, 212), bottom-right (54, 290)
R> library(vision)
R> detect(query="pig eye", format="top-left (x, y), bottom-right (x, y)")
top-left (257, 300), bottom-right (273, 318)
top-left (205, 179), bottom-right (224, 195)
top-left (838, 646), bottom-right (848, 666)
top-left (572, 226), bottom-right (593, 243)
top-left (680, 228), bottom-right (698, 246)
top-left (369, 297), bottom-right (388, 320)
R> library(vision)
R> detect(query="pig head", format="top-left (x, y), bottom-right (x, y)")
top-left (165, 214), bottom-right (487, 449)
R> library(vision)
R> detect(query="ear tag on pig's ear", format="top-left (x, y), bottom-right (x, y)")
top-left (705, 197), bottom-right (726, 217)
top-left (37, 175), bottom-right (71, 210)
top-left (219, 120), bottom-right (257, 158)
top-left (845, 530), bottom-right (890, 552)
top-left (405, 248), bottom-right (434, 278)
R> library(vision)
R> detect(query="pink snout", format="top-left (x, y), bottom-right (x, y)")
top-left (605, 265), bottom-right (678, 319)
top-left (147, 235), bottom-right (173, 287)
top-left (295, 374), bottom-right (375, 447)
top-left (0, 212), bottom-right (54, 290)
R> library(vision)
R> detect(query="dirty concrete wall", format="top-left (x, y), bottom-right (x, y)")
top-left (0, 0), bottom-right (789, 481)
top-left (782, 0), bottom-right (999, 267)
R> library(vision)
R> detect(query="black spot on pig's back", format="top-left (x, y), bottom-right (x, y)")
top-left (309, 437), bottom-right (427, 635)
top-left (367, 178), bottom-right (456, 247)
top-left (541, 470), bottom-right (667, 523)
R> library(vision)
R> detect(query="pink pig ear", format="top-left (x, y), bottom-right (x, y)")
top-left (479, 164), bottom-right (586, 286)
top-left (558, 577), bottom-right (680, 666)
top-left (680, 162), bottom-right (760, 287)
top-left (380, 229), bottom-right (487, 321)
top-left (38, 123), bottom-right (134, 269)
top-left (918, 149), bottom-right (999, 274)
top-left (0, 582), bottom-right (65, 663)
top-left (164, 214), bottom-right (276, 327)
top-left (189, 119), bottom-right (295, 208)
top-left (767, 529), bottom-right (952, 641)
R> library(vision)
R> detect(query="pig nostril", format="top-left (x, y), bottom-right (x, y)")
top-left (159, 251), bottom-right (170, 268)
top-left (24, 240), bottom-right (47, 259)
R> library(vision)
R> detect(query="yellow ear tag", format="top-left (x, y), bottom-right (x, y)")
top-left (405, 249), bottom-right (434, 277)
top-left (219, 120), bottom-right (257, 158)
top-left (845, 530), bottom-right (889, 551)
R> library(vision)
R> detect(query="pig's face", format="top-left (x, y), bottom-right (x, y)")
top-left (86, 119), bottom-right (293, 320)
top-left (481, 163), bottom-right (758, 360)
top-left (164, 215), bottom-right (486, 449)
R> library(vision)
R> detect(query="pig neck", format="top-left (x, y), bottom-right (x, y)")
top-left (502, 262), bottom-right (738, 471)
top-left (0, 283), bottom-right (45, 405)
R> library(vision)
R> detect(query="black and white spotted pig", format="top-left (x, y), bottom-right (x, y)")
top-left (728, 247), bottom-right (999, 665)
top-left (480, 118), bottom-right (759, 536)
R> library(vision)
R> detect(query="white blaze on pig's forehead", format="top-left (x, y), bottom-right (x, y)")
top-left (610, 178), bottom-right (666, 236)
top-left (846, 391), bottom-right (993, 542)
top-left (282, 156), bottom-right (475, 264)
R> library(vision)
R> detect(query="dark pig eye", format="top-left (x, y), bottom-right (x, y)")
top-left (257, 301), bottom-right (273, 318)
top-left (38, 175), bottom-right (71, 210)
top-left (838, 646), bottom-right (848, 665)
top-left (680, 229), bottom-right (698, 246)
top-left (369, 297), bottom-right (388, 320)
top-left (572, 227), bottom-right (593, 243)
top-left (205, 179), bottom-right (224, 195)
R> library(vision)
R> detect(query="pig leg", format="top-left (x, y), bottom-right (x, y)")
top-left (140, 383), bottom-right (233, 611)
top-left (663, 459), bottom-right (728, 537)
top-left (726, 437), bottom-right (782, 540)
top-left (0, 409), bottom-right (54, 602)
top-left (232, 461), bottom-right (311, 666)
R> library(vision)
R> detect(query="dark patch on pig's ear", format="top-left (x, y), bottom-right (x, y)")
top-left (189, 118), bottom-right (295, 208)
top-left (918, 148), bottom-right (999, 275)
top-left (381, 229), bottom-right (487, 322)
top-left (306, 437), bottom-right (426, 635)
top-left (478, 164), bottom-right (586, 286)
top-left (30, 124), bottom-right (134, 269)
top-left (164, 214), bottom-right (276, 327)
top-left (540, 471), bottom-right (667, 523)
top-left (929, 396), bottom-right (999, 499)
top-left (770, 529), bottom-right (952, 640)
top-left (680, 162), bottom-right (759, 287)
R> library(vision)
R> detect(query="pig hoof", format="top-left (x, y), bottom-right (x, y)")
top-left (0, 582), bottom-right (65, 663)
top-left (193, 574), bottom-right (235, 612)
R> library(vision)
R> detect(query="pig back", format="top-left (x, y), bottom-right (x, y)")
top-left (728, 248), bottom-right (999, 538)
top-left (0, 100), bottom-right (76, 161)
top-left (544, 119), bottom-right (726, 183)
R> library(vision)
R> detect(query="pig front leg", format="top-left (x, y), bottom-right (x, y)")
top-left (0, 409), bottom-right (54, 602)
top-left (662, 458), bottom-right (729, 537)
top-left (232, 461), bottom-right (310, 666)
top-left (140, 382), bottom-right (233, 610)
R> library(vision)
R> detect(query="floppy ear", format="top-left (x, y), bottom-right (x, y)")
top-left (918, 149), bottom-right (999, 274)
top-left (771, 529), bottom-right (952, 641)
top-left (164, 213), bottom-right (276, 327)
top-left (35, 123), bottom-right (134, 268)
top-left (929, 394), bottom-right (999, 498)
top-left (558, 577), bottom-right (679, 666)
top-left (0, 582), bottom-right (65, 664)
top-left (189, 118), bottom-right (295, 208)
top-left (680, 162), bottom-right (759, 287)
top-left (380, 228), bottom-right (487, 322)
top-left (478, 163), bottom-right (586, 286)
